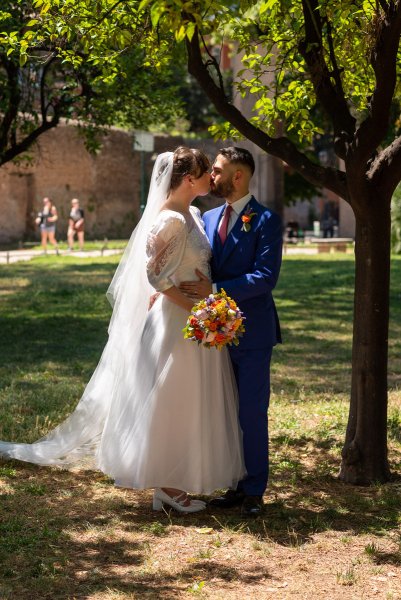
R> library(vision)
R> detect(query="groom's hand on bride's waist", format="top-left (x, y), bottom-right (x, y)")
top-left (179, 269), bottom-right (212, 300)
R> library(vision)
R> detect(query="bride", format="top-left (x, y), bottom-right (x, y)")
top-left (0, 147), bottom-right (245, 513)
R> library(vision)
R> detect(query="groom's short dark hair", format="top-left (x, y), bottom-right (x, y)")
top-left (218, 147), bottom-right (255, 175)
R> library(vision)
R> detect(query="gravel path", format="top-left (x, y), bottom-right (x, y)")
top-left (0, 248), bottom-right (124, 264)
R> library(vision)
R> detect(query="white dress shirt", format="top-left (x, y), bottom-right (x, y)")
top-left (218, 192), bottom-right (253, 234)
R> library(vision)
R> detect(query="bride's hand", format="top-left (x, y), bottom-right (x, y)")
top-left (179, 269), bottom-right (212, 300)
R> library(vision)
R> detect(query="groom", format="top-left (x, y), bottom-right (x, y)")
top-left (180, 147), bottom-right (282, 516)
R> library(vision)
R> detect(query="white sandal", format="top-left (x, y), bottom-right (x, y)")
top-left (153, 488), bottom-right (206, 513)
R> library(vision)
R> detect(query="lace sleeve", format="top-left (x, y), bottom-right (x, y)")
top-left (146, 212), bottom-right (187, 291)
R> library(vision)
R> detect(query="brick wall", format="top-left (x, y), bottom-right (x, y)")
top-left (0, 122), bottom-right (353, 244)
top-left (0, 125), bottom-right (226, 244)
top-left (0, 125), bottom-right (140, 243)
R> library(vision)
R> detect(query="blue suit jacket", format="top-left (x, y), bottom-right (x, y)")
top-left (203, 196), bottom-right (282, 350)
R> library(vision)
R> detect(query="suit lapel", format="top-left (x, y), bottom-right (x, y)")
top-left (220, 197), bottom-right (257, 263)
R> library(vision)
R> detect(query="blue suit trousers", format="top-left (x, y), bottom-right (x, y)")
top-left (228, 345), bottom-right (273, 496)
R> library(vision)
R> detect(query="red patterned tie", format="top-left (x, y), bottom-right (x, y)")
top-left (218, 204), bottom-right (233, 244)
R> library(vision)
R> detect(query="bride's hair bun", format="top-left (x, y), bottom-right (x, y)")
top-left (169, 146), bottom-right (210, 191)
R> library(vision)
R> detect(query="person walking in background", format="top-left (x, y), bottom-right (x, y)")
top-left (67, 198), bottom-right (85, 251)
top-left (35, 197), bottom-right (59, 255)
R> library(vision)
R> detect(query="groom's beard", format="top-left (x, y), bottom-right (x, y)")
top-left (211, 179), bottom-right (234, 199)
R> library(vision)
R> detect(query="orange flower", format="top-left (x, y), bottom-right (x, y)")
top-left (183, 288), bottom-right (245, 349)
top-left (241, 206), bottom-right (257, 232)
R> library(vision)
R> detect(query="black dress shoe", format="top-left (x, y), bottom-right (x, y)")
top-left (208, 489), bottom-right (245, 508)
top-left (241, 495), bottom-right (264, 517)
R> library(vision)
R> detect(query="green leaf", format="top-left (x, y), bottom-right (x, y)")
top-left (150, 3), bottom-right (165, 28)
top-left (139, 0), bottom-right (153, 11)
top-left (186, 21), bottom-right (196, 41)
top-left (260, 0), bottom-right (279, 15)
top-left (175, 24), bottom-right (186, 42)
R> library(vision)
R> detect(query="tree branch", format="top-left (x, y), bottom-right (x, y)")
top-left (299, 0), bottom-right (356, 154)
top-left (40, 54), bottom-right (57, 122)
top-left (199, 33), bottom-right (227, 97)
top-left (325, 17), bottom-right (345, 99)
top-left (186, 31), bottom-right (348, 201)
top-left (377, 0), bottom-right (390, 12)
top-left (352, 3), bottom-right (401, 163)
top-left (84, 0), bottom-right (133, 34)
top-left (368, 135), bottom-right (401, 195)
top-left (0, 59), bottom-right (21, 156)
top-left (0, 116), bottom-right (59, 166)
top-left (0, 56), bottom-right (79, 165)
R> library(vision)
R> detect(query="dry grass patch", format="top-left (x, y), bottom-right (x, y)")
top-left (1, 452), bottom-right (401, 599)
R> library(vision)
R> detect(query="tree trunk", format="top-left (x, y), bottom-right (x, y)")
top-left (339, 192), bottom-right (392, 484)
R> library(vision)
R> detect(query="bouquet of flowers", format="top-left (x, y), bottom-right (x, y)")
top-left (183, 289), bottom-right (245, 350)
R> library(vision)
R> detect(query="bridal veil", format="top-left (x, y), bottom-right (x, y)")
top-left (0, 152), bottom-right (174, 467)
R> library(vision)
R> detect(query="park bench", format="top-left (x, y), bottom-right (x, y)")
top-left (312, 238), bottom-right (354, 253)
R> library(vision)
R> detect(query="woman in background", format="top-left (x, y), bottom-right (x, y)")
top-left (35, 196), bottom-right (59, 255)
top-left (67, 198), bottom-right (85, 251)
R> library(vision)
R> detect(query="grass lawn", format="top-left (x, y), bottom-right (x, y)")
top-left (0, 253), bottom-right (400, 600)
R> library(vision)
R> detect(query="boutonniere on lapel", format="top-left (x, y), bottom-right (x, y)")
top-left (241, 205), bottom-right (257, 232)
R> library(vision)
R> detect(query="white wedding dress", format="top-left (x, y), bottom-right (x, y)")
top-left (98, 207), bottom-right (245, 492)
top-left (0, 153), bottom-right (245, 494)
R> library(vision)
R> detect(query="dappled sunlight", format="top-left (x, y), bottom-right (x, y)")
top-left (1, 255), bottom-right (401, 598)
top-left (0, 481), bottom-right (15, 495)
top-left (1, 445), bottom-right (401, 598)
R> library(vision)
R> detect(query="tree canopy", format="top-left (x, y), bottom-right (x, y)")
top-left (137, 0), bottom-right (401, 484)
top-left (0, 0), bottom-right (182, 164)
top-left (4, 0), bottom-right (401, 484)
top-left (5, 1), bottom-right (401, 191)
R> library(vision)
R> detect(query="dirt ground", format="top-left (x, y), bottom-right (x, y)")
top-left (1, 455), bottom-right (400, 600)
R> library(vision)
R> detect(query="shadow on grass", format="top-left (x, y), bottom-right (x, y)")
top-left (1, 437), bottom-right (401, 598)
top-left (371, 551), bottom-right (401, 566)
top-left (0, 466), bottom-right (151, 598)
top-left (0, 315), bottom-right (108, 372)
top-left (0, 464), bottom-right (276, 599)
